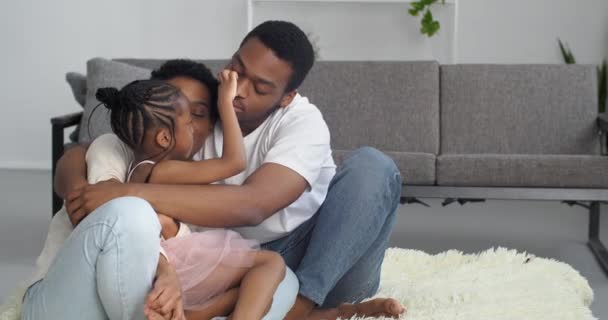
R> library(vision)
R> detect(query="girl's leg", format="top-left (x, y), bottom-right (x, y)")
top-left (230, 251), bottom-right (285, 320)
top-left (184, 288), bottom-right (239, 320)
top-left (185, 267), bottom-right (299, 320)
top-left (260, 267), bottom-right (299, 320)
top-left (22, 197), bottom-right (161, 320)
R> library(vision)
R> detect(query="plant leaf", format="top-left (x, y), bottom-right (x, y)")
top-left (411, 2), bottom-right (425, 11)
top-left (558, 39), bottom-right (576, 64)
top-left (599, 60), bottom-right (607, 113)
top-left (421, 9), bottom-right (434, 25)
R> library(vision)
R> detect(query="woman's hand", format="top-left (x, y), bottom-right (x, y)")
top-left (66, 179), bottom-right (128, 225)
top-left (145, 256), bottom-right (186, 320)
top-left (144, 306), bottom-right (172, 320)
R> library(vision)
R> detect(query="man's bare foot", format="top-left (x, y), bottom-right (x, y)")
top-left (307, 298), bottom-right (405, 320)
top-left (284, 295), bottom-right (316, 320)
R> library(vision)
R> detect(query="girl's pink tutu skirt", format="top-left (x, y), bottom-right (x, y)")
top-left (161, 229), bottom-right (259, 310)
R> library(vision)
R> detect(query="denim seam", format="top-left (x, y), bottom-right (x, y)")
top-left (115, 228), bottom-right (126, 319)
top-left (79, 221), bottom-right (126, 318)
top-left (77, 222), bottom-right (117, 267)
top-left (348, 274), bottom-right (379, 304)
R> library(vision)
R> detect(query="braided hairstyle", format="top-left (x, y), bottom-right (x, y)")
top-left (94, 80), bottom-right (181, 154)
top-left (241, 20), bottom-right (315, 92)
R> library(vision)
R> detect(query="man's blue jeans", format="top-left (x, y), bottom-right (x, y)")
top-left (21, 197), bottom-right (299, 320)
top-left (263, 147), bottom-right (402, 307)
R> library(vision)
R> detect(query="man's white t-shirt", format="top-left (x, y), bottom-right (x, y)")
top-left (193, 93), bottom-right (336, 243)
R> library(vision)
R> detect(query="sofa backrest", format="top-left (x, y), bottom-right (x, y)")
top-left (299, 61), bottom-right (440, 155)
top-left (440, 64), bottom-right (599, 155)
top-left (116, 59), bottom-right (441, 155)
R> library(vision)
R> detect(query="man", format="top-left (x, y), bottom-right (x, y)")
top-left (59, 21), bottom-right (404, 319)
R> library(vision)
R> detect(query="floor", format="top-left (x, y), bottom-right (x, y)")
top-left (1, 169), bottom-right (606, 317)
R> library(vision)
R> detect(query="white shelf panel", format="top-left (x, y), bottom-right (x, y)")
top-left (253, 0), bottom-right (456, 4)
top-left (252, 0), bottom-right (457, 4)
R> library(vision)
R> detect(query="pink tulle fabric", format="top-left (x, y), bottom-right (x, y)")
top-left (161, 229), bottom-right (259, 310)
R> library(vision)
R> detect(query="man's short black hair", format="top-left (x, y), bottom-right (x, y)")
top-left (150, 59), bottom-right (219, 122)
top-left (241, 20), bottom-right (315, 92)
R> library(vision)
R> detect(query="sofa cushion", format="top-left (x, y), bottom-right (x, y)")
top-left (440, 64), bottom-right (599, 155)
top-left (333, 149), bottom-right (436, 185)
top-left (78, 58), bottom-right (151, 142)
top-left (65, 72), bottom-right (87, 107)
top-left (437, 154), bottom-right (608, 188)
top-left (299, 61), bottom-right (440, 155)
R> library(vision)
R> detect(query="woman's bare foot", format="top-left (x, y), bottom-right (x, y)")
top-left (307, 298), bottom-right (405, 320)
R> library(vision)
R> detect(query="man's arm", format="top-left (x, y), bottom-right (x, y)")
top-left (141, 163), bottom-right (308, 226)
top-left (71, 163), bottom-right (308, 228)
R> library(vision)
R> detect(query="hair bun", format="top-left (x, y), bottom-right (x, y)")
top-left (96, 87), bottom-right (121, 111)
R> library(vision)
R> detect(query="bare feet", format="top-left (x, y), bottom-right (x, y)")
top-left (307, 298), bottom-right (406, 320)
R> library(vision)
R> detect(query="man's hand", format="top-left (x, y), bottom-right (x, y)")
top-left (65, 179), bottom-right (129, 226)
top-left (145, 257), bottom-right (185, 320)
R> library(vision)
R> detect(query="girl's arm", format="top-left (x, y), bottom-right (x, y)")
top-left (149, 70), bottom-right (245, 185)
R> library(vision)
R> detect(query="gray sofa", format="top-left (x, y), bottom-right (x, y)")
top-left (51, 58), bottom-right (608, 276)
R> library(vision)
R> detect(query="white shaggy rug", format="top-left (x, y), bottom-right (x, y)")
top-left (351, 247), bottom-right (595, 320)
top-left (1, 247), bottom-right (595, 320)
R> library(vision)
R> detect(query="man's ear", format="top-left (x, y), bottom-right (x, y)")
top-left (279, 90), bottom-right (297, 108)
top-left (155, 128), bottom-right (172, 149)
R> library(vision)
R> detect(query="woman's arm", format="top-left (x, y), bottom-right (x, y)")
top-left (54, 144), bottom-right (88, 200)
top-left (66, 134), bottom-right (133, 225)
top-left (149, 71), bottom-right (245, 185)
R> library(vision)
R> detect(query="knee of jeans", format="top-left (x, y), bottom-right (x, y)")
top-left (346, 147), bottom-right (402, 191)
top-left (102, 197), bottom-right (160, 240)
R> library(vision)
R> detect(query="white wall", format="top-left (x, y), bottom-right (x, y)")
top-left (457, 0), bottom-right (608, 64)
top-left (0, 0), bottom-right (248, 169)
top-left (1, 0), bottom-right (608, 168)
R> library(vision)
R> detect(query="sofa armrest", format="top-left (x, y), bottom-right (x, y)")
top-left (51, 111), bottom-right (83, 127)
top-left (51, 111), bottom-right (83, 214)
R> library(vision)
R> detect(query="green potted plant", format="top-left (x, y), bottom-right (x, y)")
top-left (558, 39), bottom-right (607, 113)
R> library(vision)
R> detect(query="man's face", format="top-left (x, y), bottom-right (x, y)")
top-left (226, 37), bottom-right (295, 134)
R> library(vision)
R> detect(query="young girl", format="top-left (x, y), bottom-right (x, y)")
top-left (94, 71), bottom-right (285, 320)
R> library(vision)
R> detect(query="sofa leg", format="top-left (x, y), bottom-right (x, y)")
top-left (52, 123), bottom-right (64, 215)
top-left (588, 201), bottom-right (608, 276)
